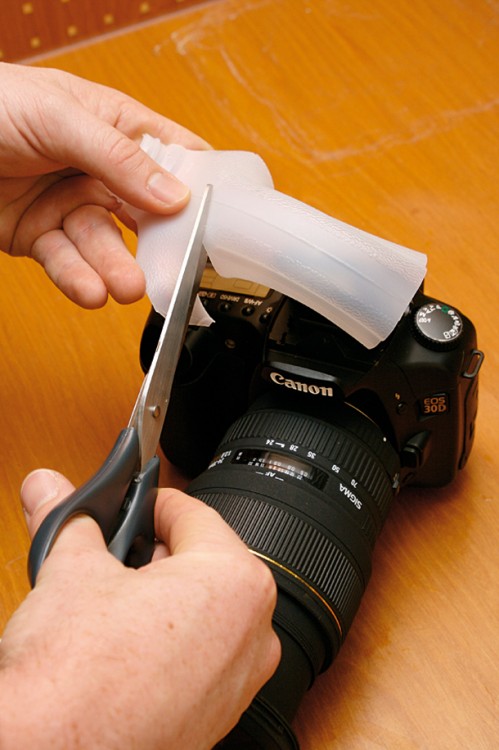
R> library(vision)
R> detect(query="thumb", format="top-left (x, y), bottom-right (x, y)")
top-left (59, 109), bottom-right (191, 214)
top-left (21, 469), bottom-right (104, 549)
top-left (22, 469), bottom-right (110, 584)
top-left (21, 469), bottom-right (77, 538)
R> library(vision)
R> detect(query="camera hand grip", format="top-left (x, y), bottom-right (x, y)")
top-left (133, 139), bottom-right (427, 349)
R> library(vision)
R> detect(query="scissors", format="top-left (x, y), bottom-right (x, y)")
top-left (28, 185), bottom-right (213, 587)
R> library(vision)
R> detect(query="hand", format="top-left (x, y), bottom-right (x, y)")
top-left (0, 63), bottom-right (210, 308)
top-left (0, 470), bottom-right (280, 750)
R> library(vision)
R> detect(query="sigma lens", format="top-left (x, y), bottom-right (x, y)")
top-left (187, 392), bottom-right (400, 749)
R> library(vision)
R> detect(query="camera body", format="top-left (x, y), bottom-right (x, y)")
top-left (141, 262), bottom-right (482, 749)
top-left (141, 264), bottom-right (482, 488)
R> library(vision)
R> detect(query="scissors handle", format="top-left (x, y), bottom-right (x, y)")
top-left (107, 455), bottom-right (159, 568)
top-left (28, 428), bottom-right (158, 586)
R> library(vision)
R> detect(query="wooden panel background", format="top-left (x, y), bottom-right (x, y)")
top-left (0, 1), bottom-right (498, 747)
top-left (0, 0), bottom-right (205, 62)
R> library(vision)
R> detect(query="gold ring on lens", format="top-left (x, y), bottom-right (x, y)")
top-left (250, 549), bottom-right (343, 637)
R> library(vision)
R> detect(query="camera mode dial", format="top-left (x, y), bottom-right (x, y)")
top-left (413, 303), bottom-right (463, 350)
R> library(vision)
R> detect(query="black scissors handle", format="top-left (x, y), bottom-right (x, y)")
top-left (28, 428), bottom-right (159, 587)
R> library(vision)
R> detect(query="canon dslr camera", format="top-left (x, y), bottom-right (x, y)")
top-left (140, 264), bottom-right (482, 750)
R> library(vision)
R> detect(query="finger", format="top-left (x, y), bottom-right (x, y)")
top-left (10, 174), bottom-right (121, 258)
top-left (63, 205), bottom-right (145, 305)
top-left (31, 228), bottom-right (109, 308)
top-left (96, 85), bottom-right (212, 152)
top-left (60, 71), bottom-right (211, 152)
top-left (21, 469), bottom-right (108, 570)
top-left (154, 489), bottom-right (249, 557)
top-left (151, 540), bottom-right (169, 562)
top-left (21, 469), bottom-right (76, 533)
top-left (21, 469), bottom-right (101, 544)
top-left (42, 103), bottom-right (192, 213)
top-left (11, 174), bottom-right (145, 307)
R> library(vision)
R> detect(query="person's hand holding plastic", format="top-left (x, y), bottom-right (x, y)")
top-left (0, 469), bottom-right (280, 750)
top-left (0, 62), bottom-right (209, 308)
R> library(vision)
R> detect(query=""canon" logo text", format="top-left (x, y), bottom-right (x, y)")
top-left (270, 371), bottom-right (334, 397)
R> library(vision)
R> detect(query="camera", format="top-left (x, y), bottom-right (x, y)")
top-left (140, 262), bottom-right (483, 750)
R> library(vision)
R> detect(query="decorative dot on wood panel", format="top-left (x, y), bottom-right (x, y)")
top-left (139, 2), bottom-right (151, 14)
top-left (22, 2), bottom-right (35, 14)
top-left (30, 36), bottom-right (42, 49)
top-left (103, 13), bottom-right (115, 26)
top-left (66, 25), bottom-right (78, 38)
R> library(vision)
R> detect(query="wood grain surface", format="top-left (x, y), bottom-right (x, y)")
top-left (0, 1), bottom-right (498, 748)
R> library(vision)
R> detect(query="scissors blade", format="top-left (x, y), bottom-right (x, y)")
top-left (130, 184), bottom-right (212, 468)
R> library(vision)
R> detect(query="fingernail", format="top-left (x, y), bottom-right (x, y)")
top-left (147, 172), bottom-right (190, 206)
top-left (21, 469), bottom-right (61, 517)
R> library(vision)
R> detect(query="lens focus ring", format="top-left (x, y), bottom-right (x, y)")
top-left (196, 489), bottom-right (364, 635)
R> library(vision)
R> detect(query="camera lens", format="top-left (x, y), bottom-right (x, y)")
top-left (187, 392), bottom-right (400, 749)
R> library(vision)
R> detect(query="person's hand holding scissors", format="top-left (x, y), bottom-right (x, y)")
top-left (0, 470), bottom-right (279, 750)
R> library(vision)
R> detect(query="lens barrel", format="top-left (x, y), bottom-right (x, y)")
top-left (187, 394), bottom-right (400, 749)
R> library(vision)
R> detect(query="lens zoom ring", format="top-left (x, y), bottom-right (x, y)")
top-left (224, 410), bottom-right (389, 463)
top-left (196, 491), bottom-right (364, 633)
top-left (222, 410), bottom-right (394, 521)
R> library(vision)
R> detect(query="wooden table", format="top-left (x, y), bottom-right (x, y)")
top-left (1, 1), bottom-right (498, 747)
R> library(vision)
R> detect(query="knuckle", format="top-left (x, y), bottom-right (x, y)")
top-left (233, 550), bottom-right (278, 610)
top-left (253, 555), bottom-right (278, 603)
top-left (104, 131), bottom-right (143, 176)
top-left (64, 205), bottom-right (121, 247)
top-left (63, 205), bottom-right (100, 238)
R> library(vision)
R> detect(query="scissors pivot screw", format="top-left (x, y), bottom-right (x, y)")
top-left (149, 405), bottom-right (161, 419)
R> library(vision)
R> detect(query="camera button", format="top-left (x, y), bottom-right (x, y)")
top-left (242, 305), bottom-right (255, 316)
top-left (396, 401), bottom-right (408, 415)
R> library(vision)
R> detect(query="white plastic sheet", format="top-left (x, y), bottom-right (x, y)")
top-left (133, 138), bottom-right (427, 348)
